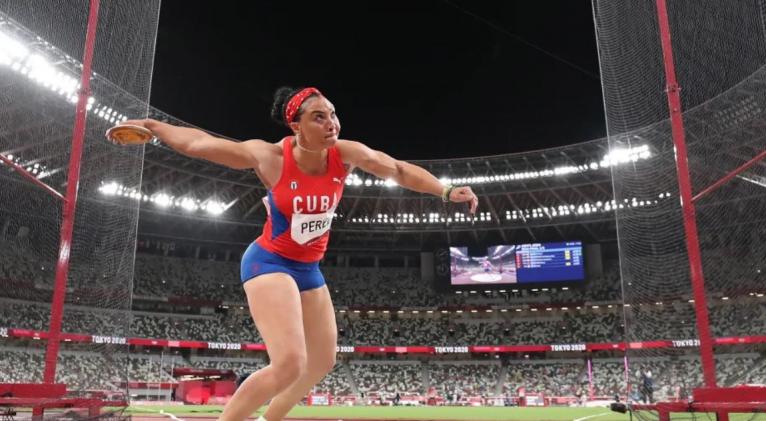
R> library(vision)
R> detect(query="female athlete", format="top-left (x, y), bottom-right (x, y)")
top-left (116, 87), bottom-right (478, 421)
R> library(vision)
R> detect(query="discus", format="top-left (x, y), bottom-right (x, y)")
top-left (105, 124), bottom-right (155, 145)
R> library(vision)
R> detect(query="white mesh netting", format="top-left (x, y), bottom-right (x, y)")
top-left (0, 0), bottom-right (160, 417)
top-left (593, 0), bottom-right (766, 418)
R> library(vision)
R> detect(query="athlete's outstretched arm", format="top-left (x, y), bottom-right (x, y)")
top-left (119, 119), bottom-right (273, 170)
top-left (337, 140), bottom-right (479, 214)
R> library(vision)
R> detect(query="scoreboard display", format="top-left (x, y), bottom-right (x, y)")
top-left (516, 241), bottom-right (584, 283)
top-left (449, 241), bottom-right (584, 286)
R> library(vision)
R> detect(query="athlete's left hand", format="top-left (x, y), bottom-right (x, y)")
top-left (449, 186), bottom-right (479, 215)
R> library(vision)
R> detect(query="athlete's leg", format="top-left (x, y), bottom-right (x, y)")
top-left (263, 285), bottom-right (337, 421)
top-left (218, 273), bottom-right (307, 421)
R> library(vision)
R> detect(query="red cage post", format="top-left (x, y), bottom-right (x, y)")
top-left (654, 0), bottom-right (717, 388)
top-left (41, 0), bottom-right (102, 386)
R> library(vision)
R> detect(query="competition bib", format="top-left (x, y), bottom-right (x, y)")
top-left (291, 210), bottom-right (335, 245)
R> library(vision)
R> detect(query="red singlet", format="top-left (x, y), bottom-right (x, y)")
top-left (255, 137), bottom-right (347, 263)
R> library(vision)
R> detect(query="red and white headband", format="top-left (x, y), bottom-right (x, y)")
top-left (284, 87), bottom-right (322, 124)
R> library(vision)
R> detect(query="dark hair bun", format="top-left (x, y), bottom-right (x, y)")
top-left (270, 86), bottom-right (301, 127)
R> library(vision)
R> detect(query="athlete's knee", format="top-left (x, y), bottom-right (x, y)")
top-left (306, 347), bottom-right (336, 381)
top-left (323, 346), bottom-right (338, 374)
top-left (272, 352), bottom-right (307, 388)
top-left (313, 354), bottom-right (337, 379)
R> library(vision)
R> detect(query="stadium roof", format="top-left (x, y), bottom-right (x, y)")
top-left (4, 7), bottom-right (762, 251)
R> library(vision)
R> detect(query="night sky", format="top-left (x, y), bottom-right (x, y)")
top-left (150, 1), bottom-right (605, 161)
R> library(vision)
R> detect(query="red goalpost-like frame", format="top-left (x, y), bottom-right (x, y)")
top-left (0, 0), bottom-right (127, 417)
top-left (42, 0), bottom-right (101, 387)
top-left (629, 0), bottom-right (766, 419)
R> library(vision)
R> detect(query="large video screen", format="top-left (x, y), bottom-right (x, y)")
top-left (449, 245), bottom-right (518, 285)
top-left (449, 241), bottom-right (583, 286)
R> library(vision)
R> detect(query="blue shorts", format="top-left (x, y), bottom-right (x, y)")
top-left (240, 242), bottom-right (326, 292)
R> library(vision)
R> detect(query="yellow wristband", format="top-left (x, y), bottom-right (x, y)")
top-left (442, 185), bottom-right (454, 202)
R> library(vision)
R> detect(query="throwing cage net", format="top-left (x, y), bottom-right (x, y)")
top-left (0, 0), bottom-right (160, 418)
top-left (593, 0), bottom-right (766, 419)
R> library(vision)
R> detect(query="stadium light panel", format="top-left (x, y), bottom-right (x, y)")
top-left (0, 28), bottom-right (136, 136)
top-left (204, 200), bottom-right (225, 216)
top-left (179, 197), bottom-right (199, 212)
top-left (347, 145), bottom-right (651, 190)
top-left (154, 193), bottom-right (172, 208)
top-left (98, 182), bottom-right (120, 196)
top-left (0, 30), bottom-right (28, 61)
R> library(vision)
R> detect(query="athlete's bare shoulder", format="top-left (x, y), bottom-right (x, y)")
top-left (242, 138), bottom-right (282, 158)
top-left (242, 138), bottom-right (284, 188)
top-left (334, 139), bottom-right (362, 172)
top-left (335, 138), bottom-right (362, 150)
